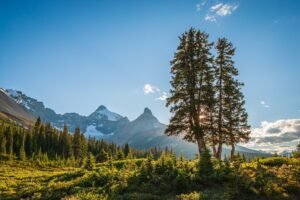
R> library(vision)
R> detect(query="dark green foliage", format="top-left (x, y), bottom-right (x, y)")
top-left (73, 127), bottom-right (81, 160)
top-left (60, 124), bottom-right (73, 158)
top-left (0, 124), bottom-right (7, 158)
top-left (124, 143), bottom-right (130, 158)
top-left (198, 148), bottom-right (213, 176)
top-left (0, 119), bottom-right (149, 165)
top-left (166, 28), bottom-right (250, 160)
top-left (214, 38), bottom-right (250, 160)
top-left (7, 127), bottom-right (14, 160)
top-left (166, 28), bottom-right (214, 156)
top-left (19, 133), bottom-right (26, 161)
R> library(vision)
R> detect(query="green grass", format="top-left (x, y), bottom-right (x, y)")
top-left (0, 161), bottom-right (78, 199)
top-left (0, 157), bottom-right (299, 200)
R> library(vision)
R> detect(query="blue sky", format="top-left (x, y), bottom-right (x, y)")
top-left (0, 0), bottom-right (300, 151)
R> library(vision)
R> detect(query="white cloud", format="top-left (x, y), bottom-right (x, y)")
top-left (210, 3), bottom-right (239, 17)
top-left (156, 92), bottom-right (168, 101)
top-left (143, 84), bottom-right (168, 101)
top-left (260, 100), bottom-right (270, 108)
top-left (242, 119), bottom-right (300, 153)
top-left (143, 84), bottom-right (160, 95)
top-left (205, 14), bottom-right (217, 22)
top-left (211, 3), bottom-right (223, 11)
top-left (203, 2), bottom-right (239, 22)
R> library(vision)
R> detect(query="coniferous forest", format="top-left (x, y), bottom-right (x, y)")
top-left (1, 28), bottom-right (300, 200)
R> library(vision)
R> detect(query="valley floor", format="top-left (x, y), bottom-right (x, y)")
top-left (0, 157), bottom-right (300, 200)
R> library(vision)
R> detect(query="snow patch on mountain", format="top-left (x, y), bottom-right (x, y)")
top-left (86, 125), bottom-right (105, 137)
top-left (85, 125), bottom-right (115, 137)
top-left (6, 89), bottom-right (19, 97)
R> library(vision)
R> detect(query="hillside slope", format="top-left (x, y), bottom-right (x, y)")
top-left (0, 89), bottom-right (35, 127)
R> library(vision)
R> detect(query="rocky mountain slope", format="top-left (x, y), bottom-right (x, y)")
top-left (0, 89), bottom-right (36, 127)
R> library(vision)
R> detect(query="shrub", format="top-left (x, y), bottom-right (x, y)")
top-left (177, 191), bottom-right (199, 200)
top-left (259, 157), bottom-right (288, 167)
top-left (198, 149), bottom-right (213, 178)
top-left (84, 153), bottom-right (95, 170)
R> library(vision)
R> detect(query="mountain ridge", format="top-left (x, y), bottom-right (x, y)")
top-left (1, 88), bottom-right (129, 136)
top-left (0, 88), bottom-right (270, 158)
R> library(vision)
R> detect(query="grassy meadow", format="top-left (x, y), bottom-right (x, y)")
top-left (0, 156), bottom-right (299, 200)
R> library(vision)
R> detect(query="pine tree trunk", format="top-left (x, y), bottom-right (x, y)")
top-left (217, 55), bottom-right (223, 160)
top-left (212, 145), bottom-right (217, 157)
top-left (216, 142), bottom-right (222, 159)
top-left (230, 144), bottom-right (235, 161)
top-left (197, 137), bottom-right (206, 157)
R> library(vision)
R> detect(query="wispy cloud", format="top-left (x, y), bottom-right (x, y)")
top-left (205, 14), bottom-right (217, 22)
top-left (143, 84), bottom-right (168, 101)
top-left (197, 1), bottom-right (239, 22)
top-left (143, 84), bottom-right (160, 94)
top-left (210, 3), bottom-right (239, 17)
top-left (260, 100), bottom-right (270, 108)
top-left (242, 119), bottom-right (300, 153)
top-left (156, 92), bottom-right (168, 101)
top-left (196, 0), bottom-right (207, 11)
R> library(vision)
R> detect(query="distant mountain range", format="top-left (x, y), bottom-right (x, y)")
top-left (0, 88), bottom-right (271, 158)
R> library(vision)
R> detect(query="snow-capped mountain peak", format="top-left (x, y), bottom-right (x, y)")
top-left (90, 105), bottom-right (123, 121)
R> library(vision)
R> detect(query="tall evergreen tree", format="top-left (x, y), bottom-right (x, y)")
top-left (0, 125), bottom-right (7, 157)
top-left (80, 132), bottom-right (87, 160)
top-left (214, 38), bottom-right (250, 159)
top-left (61, 124), bottom-right (72, 158)
top-left (25, 129), bottom-right (33, 157)
top-left (73, 127), bottom-right (81, 160)
top-left (223, 79), bottom-right (250, 160)
top-left (166, 28), bottom-right (214, 156)
top-left (19, 133), bottom-right (26, 161)
top-left (33, 117), bottom-right (41, 153)
top-left (7, 127), bottom-right (14, 160)
top-left (124, 143), bottom-right (130, 158)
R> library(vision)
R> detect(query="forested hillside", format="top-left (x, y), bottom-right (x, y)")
top-left (0, 118), bottom-right (162, 165)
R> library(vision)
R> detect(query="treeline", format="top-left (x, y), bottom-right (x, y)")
top-left (0, 118), bottom-right (165, 165)
top-left (166, 28), bottom-right (250, 161)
